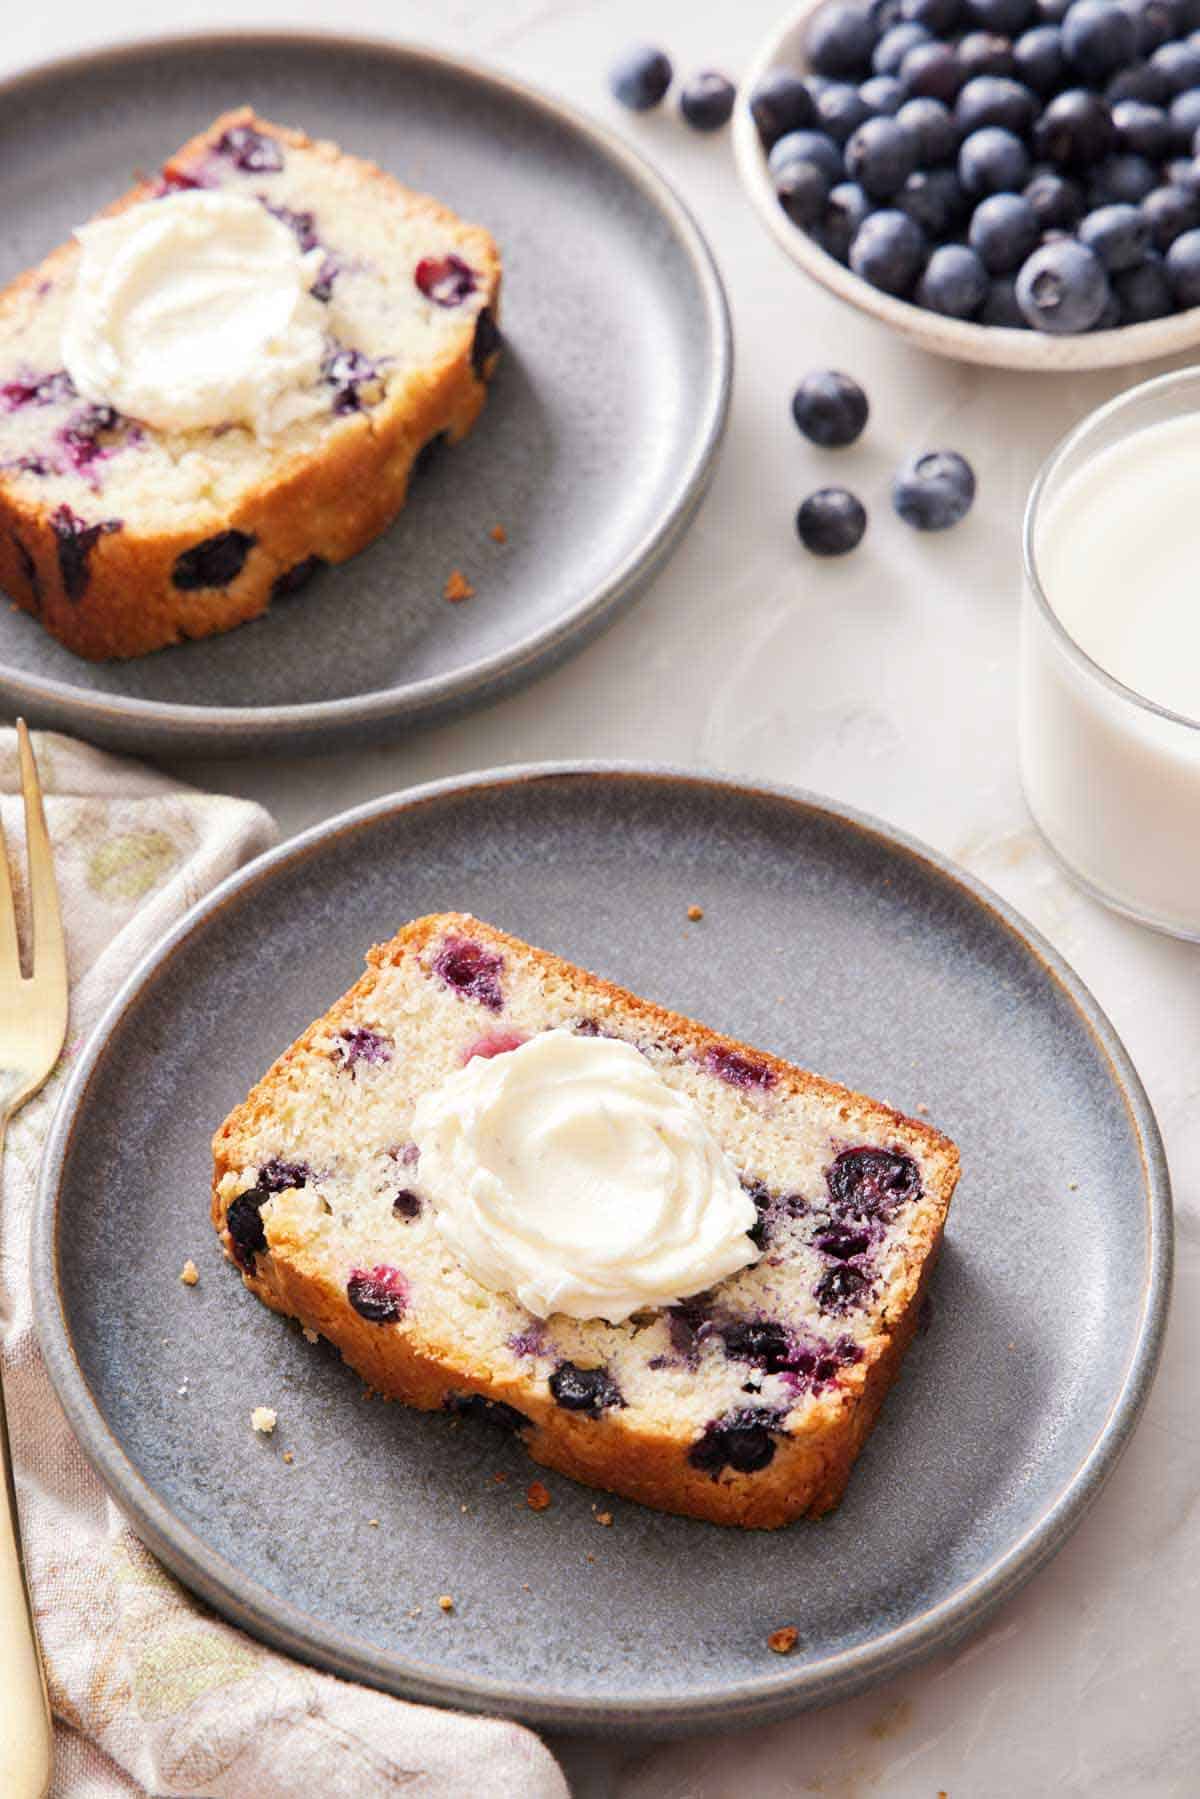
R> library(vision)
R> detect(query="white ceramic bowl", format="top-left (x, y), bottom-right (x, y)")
top-left (733, 0), bottom-right (1200, 370)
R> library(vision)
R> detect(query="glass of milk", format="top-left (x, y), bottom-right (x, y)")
top-left (1021, 367), bottom-right (1200, 939)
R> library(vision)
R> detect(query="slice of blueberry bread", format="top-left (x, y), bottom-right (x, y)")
top-left (0, 109), bottom-right (501, 659)
top-left (212, 915), bottom-right (959, 1528)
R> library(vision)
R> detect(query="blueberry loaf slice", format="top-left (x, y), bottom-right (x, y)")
top-left (0, 108), bottom-right (501, 659)
top-left (212, 915), bottom-right (960, 1529)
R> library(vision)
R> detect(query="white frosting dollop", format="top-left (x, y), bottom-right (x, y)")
top-left (61, 190), bottom-right (329, 437)
top-left (410, 1030), bottom-right (760, 1324)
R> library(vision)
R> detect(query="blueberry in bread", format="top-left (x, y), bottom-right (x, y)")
top-left (212, 915), bottom-right (959, 1529)
top-left (0, 109), bottom-right (501, 659)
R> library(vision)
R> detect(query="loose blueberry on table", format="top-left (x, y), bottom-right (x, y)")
top-left (892, 449), bottom-right (977, 527)
top-left (749, 0), bottom-right (1200, 329)
top-left (609, 45), bottom-right (673, 111)
top-left (791, 368), bottom-right (870, 445)
top-left (680, 71), bottom-right (737, 131)
top-left (796, 486), bottom-right (869, 555)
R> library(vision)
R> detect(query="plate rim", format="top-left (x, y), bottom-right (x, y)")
top-left (32, 763), bottom-right (1173, 1732)
top-left (0, 30), bottom-right (732, 755)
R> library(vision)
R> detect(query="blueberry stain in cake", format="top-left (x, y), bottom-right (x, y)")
top-left (508, 1325), bottom-right (547, 1358)
top-left (257, 1158), bottom-right (311, 1193)
top-left (226, 1185), bottom-right (273, 1267)
top-left (347, 1265), bottom-right (408, 1322)
top-left (667, 1298), bottom-right (717, 1361)
top-left (445, 1392), bottom-right (531, 1433)
top-left (12, 535), bottom-right (40, 609)
top-left (433, 936), bottom-right (504, 1011)
top-left (705, 1046), bottom-right (776, 1091)
top-left (548, 1361), bottom-right (625, 1414)
top-left (815, 1223), bottom-right (872, 1260)
top-left (322, 345), bottom-right (384, 414)
top-left (815, 1262), bottom-right (871, 1315)
top-left (59, 404), bottom-right (122, 473)
top-left (390, 1140), bottom-right (421, 1168)
top-left (334, 1026), bottom-right (394, 1074)
top-left (217, 125), bottom-right (284, 174)
top-left (471, 307), bottom-right (502, 379)
top-left (1, 369), bottom-right (76, 411)
top-left (826, 1146), bottom-right (920, 1221)
top-left (310, 259), bottom-right (339, 303)
top-left (688, 1408), bottom-right (781, 1475)
top-left (172, 530), bottom-right (256, 591)
top-left (392, 1188), bottom-right (422, 1221)
top-left (720, 1319), bottom-right (795, 1374)
top-left (51, 507), bottom-right (121, 602)
top-left (271, 556), bottom-right (326, 601)
top-left (464, 1031), bottom-right (526, 1063)
top-left (264, 202), bottom-right (320, 253)
top-left (414, 254), bottom-right (477, 307)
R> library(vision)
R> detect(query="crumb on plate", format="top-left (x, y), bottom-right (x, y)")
top-left (250, 1406), bottom-right (277, 1435)
top-left (489, 523), bottom-right (507, 543)
top-left (686, 904), bottom-right (704, 921)
top-left (282, 1450), bottom-right (294, 1465)
top-left (179, 1259), bottom-right (199, 1286)
top-left (438, 1594), bottom-right (455, 1613)
top-left (443, 568), bottom-right (474, 603)
top-left (526, 1480), bottom-right (552, 1512)
top-left (302, 1326), bottom-right (319, 1344)
top-left (594, 1510), bottom-right (614, 1527)
top-left (768, 1626), bottom-right (799, 1655)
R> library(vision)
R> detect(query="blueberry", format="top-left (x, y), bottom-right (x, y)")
top-left (680, 70), bottom-right (736, 131)
top-left (216, 125), bottom-right (283, 173)
top-left (1113, 248), bottom-right (1174, 315)
top-left (901, 40), bottom-right (965, 100)
top-left (902, 0), bottom-right (963, 29)
top-left (980, 273), bottom-right (1031, 319)
top-left (1063, 0), bottom-right (1138, 81)
top-left (271, 555), bottom-right (326, 601)
top-left (872, 0), bottom-right (907, 28)
top-left (472, 309), bottom-right (501, 381)
top-left (1014, 24), bottom-right (1067, 91)
top-left (777, 157), bottom-right (833, 224)
top-left (414, 254), bottom-right (476, 307)
top-left (323, 344), bottom-right (384, 412)
top-left (1111, 98), bottom-right (1172, 157)
top-left (959, 125), bottom-right (1031, 195)
top-left (721, 1320), bottom-right (794, 1372)
top-left (796, 487), bottom-right (869, 555)
top-left (859, 73), bottom-right (908, 112)
top-left (874, 21), bottom-right (934, 74)
top-left (1165, 224), bottom-right (1200, 301)
top-left (445, 1393), bottom-right (531, 1434)
top-left (705, 1046), bottom-right (775, 1088)
top-left (956, 30), bottom-right (1019, 79)
top-left (1173, 149), bottom-right (1200, 184)
top-left (688, 1409), bottom-right (780, 1475)
top-left (1037, 0), bottom-right (1072, 18)
top-left (226, 1185), bottom-right (271, 1266)
top-left (817, 80), bottom-right (875, 142)
top-left (347, 1266), bottom-right (408, 1323)
top-left (1078, 201), bottom-right (1152, 267)
top-left (392, 1189), bottom-right (422, 1220)
top-left (1149, 38), bottom-right (1200, 91)
top-left (815, 1263), bottom-right (871, 1314)
top-left (750, 70), bottom-right (818, 146)
top-left (257, 1159), bottom-right (312, 1193)
top-left (1016, 238), bottom-right (1113, 329)
top-left (335, 1025), bottom-right (393, 1073)
top-left (955, 74), bottom-right (1038, 137)
top-left (548, 1361), bottom-right (625, 1414)
top-left (893, 449), bottom-right (978, 526)
top-left (917, 241), bottom-right (990, 311)
top-left (965, 0), bottom-right (1034, 29)
top-left (0, 369), bottom-right (76, 411)
top-left (791, 369), bottom-right (870, 445)
top-left (823, 180), bottom-right (875, 256)
top-left (827, 1146), bottom-right (922, 1216)
top-left (1121, 0), bottom-right (1184, 52)
top-left (610, 44), bottom-right (672, 110)
top-left (969, 191), bottom-right (1041, 269)
top-left (1034, 91), bottom-right (1117, 168)
top-left (1088, 153), bottom-right (1159, 204)
top-left (900, 164), bottom-right (970, 231)
top-left (1169, 88), bottom-right (1200, 151)
top-left (1024, 168), bottom-right (1086, 227)
top-left (172, 529), bottom-right (255, 591)
top-left (769, 129), bottom-right (846, 182)
top-left (846, 115), bottom-right (920, 193)
top-left (897, 95), bottom-right (959, 162)
top-left (808, 2), bottom-right (881, 77)
top-left (1106, 60), bottom-right (1173, 103)
top-left (1091, 288), bottom-right (1123, 328)
top-left (1143, 180), bottom-right (1200, 245)
top-left (433, 935), bottom-right (504, 1010)
top-left (815, 1225), bottom-right (873, 1258)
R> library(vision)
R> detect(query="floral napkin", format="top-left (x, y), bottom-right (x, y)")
top-left (0, 728), bottom-right (567, 1799)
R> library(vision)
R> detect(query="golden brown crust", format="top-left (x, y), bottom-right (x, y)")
top-left (212, 914), bottom-right (960, 1529)
top-left (0, 109), bottom-right (501, 660)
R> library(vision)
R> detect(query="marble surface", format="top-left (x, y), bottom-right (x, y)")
top-left (10, 1), bottom-right (1199, 1793)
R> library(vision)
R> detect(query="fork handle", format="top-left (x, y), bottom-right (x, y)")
top-left (0, 1349), bottom-right (53, 1797)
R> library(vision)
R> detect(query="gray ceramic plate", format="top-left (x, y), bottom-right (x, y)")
top-left (0, 35), bottom-right (729, 758)
top-left (33, 767), bottom-right (1171, 1732)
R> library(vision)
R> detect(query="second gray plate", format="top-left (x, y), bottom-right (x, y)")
top-left (0, 34), bottom-right (729, 757)
top-left (33, 767), bottom-right (1170, 1732)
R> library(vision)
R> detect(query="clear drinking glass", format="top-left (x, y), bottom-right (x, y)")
top-left (1020, 367), bottom-right (1200, 940)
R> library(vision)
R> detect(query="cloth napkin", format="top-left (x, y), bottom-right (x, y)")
top-left (0, 728), bottom-right (568, 1799)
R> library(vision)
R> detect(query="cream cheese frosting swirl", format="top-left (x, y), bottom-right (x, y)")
top-left (61, 189), bottom-right (328, 437)
top-left (410, 1030), bottom-right (760, 1324)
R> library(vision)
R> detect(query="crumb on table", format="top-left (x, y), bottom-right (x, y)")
top-left (686, 904), bottom-right (704, 922)
top-left (179, 1259), bottom-right (199, 1286)
top-left (443, 568), bottom-right (475, 603)
top-left (250, 1406), bottom-right (277, 1435)
top-left (302, 1326), bottom-right (319, 1344)
top-left (526, 1480), bottom-right (552, 1512)
top-left (282, 1450), bottom-right (294, 1465)
top-left (768, 1626), bottom-right (799, 1655)
top-left (438, 1594), bottom-right (455, 1613)
top-left (489, 523), bottom-right (507, 543)
top-left (594, 1510), bottom-right (614, 1527)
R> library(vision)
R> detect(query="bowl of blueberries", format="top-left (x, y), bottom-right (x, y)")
top-left (733, 0), bottom-right (1200, 365)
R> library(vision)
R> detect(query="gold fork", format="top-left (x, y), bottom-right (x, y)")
top-left (0, 720), bottom-right (66, 1799)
